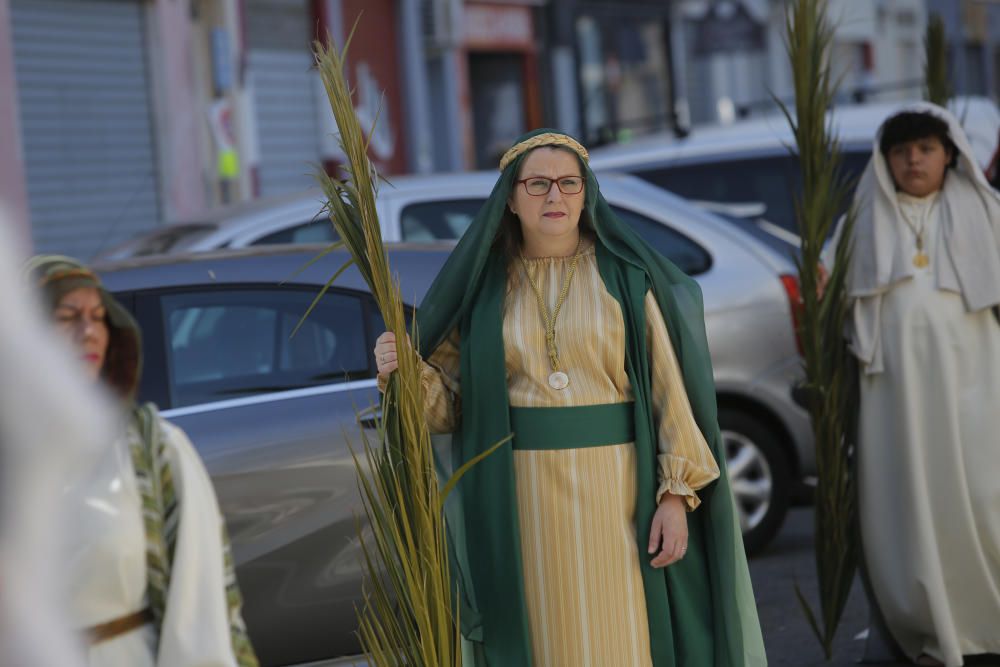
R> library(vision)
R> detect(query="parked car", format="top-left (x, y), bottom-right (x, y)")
top-left (588, 96), bottom-right (1000, 242)
top-left (97, 172), bottom-right (813, 527)
top-left (97, 170), bottom-right (801, 259)
top-left (97, 245), bottom-right (438, 666)
top-left (95, 175), bottom-right (811, 661)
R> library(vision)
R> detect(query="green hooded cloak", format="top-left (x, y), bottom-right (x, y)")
top-left (415, 130), bottom-right (766, 666)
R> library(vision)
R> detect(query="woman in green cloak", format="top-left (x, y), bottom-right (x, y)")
top-left (374, 130), bottom-right (766, 666)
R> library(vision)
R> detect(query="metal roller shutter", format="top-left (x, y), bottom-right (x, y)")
top-left (246, 0), bottom-right (322, 197)
top-left (11, 0), bottom-right (161, 259)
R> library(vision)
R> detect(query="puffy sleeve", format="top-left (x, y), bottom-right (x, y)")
top-left (158, 420), bottom-right (258, 667)
top-left (378, 328), bottom-right (462, 434)
top-left (645, 291), bottom-right (721, 511)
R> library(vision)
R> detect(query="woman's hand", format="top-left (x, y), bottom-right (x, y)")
top-left (374, 332), bottom-right (399, 378)
top-left (817, 263), bottom-right (830, 300)
top-left (648, 493), bottom-right (688, 568)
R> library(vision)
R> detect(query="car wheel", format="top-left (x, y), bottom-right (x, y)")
top-left (718, 408), bottom-right (791, 555)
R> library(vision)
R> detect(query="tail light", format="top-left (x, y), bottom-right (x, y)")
top-left (780, 274), bottom-right (804, 356)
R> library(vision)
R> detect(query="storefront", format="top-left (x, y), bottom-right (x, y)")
top-left (9, 0), bottom-right (162, 258)
top-left (571, 0), bottom-right (677, 145)
top-left (462, 1), bottom-right (543, 169)
top-left (243, 0), bottom-right (324, 196)
top-left (338, 0), bottom-right (410, 175)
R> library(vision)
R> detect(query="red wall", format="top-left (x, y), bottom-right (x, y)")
top-left (334, 0), bottom-right (409, 175)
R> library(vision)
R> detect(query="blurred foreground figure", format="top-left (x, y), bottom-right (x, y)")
top-left (0, 217), bottom-right (110, 667)
top-left (830, 103), bottom-right (1000, 667)
top-left (24, 254), bottom-right (259, 667)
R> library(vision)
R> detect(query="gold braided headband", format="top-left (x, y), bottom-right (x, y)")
top-left (39, 267), bottom-right (101, 288)
top-left (498, 133), bottom-right (589, 172)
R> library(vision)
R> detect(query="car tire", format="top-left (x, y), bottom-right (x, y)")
top-left (718, 408), bottom-right (791, 555)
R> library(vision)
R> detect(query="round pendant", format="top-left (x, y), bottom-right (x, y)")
top-left (913, 253), bottom-right (930, 268)
top-left (548, 371), bottom-right (569, 390)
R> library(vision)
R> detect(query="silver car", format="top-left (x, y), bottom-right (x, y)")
top-left (96, 175), bottom-right (810, 663)
top-left (587, 97), bottom-right (1000, 243)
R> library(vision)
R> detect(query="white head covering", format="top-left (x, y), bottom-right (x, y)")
top-left (845, 102), bottom-right (1000, 373)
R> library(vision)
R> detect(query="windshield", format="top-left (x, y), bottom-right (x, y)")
top-left (95, 223), bottom-right (218, 260)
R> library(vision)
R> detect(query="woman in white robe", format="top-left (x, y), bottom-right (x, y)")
top-left (27, 255), bottom-right (260, 667)
top-left (834, 104), bottom-right (1000, 666)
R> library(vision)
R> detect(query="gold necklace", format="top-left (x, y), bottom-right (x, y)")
top-left (899, 199), bottom-right (931, 268)
top-left (518, 238), bottom-right (584, 390)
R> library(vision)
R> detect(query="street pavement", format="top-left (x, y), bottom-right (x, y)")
top-left (752, 508), bottom-right (1000, 667)
top-left (751, 507), bottom-right (889, 666)
top-left (317, 506), bottom-right (996, 667)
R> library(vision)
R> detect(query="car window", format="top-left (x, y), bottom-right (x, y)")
top-left (251, 219), bottom-right (339, 245)
top-left (610, 206), bottom-right (711, 275)
top-left (159, 288), bottom-right (368, 408)
top-left (400, 199), bottom-right (485, 241)
top-left (634, 150), bottom-right (870, 234)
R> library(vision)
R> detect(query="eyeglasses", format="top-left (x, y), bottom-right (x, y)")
top-left (515, 175), bottom-right (585, 197)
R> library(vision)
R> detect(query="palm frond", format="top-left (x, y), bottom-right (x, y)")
top-left (310, 24), bottom-right (460, 665)
top-left (779, 0), bottom-right (860, 659)
top-left (925, 14), bottom-right (951, 106)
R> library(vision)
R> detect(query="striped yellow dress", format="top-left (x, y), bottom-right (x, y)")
top-left (419, 240), bottom-right (720, 666)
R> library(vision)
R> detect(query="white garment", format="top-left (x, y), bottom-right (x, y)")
top-left (858, 192), bottom-right (1000, 666)
top-left (68, 429), bottom-right (155, 667)
top-left (842, 101), bottom-right (1000, 374)
top-left (0, 215), bottom-right (112, 667)
top-left (67, 416), bottom-right (240, 667)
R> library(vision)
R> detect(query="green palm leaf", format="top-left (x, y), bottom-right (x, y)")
top-left (304, 21), bottom-right (496, 666)
top-left (779, 0), bottom-right (860, 659)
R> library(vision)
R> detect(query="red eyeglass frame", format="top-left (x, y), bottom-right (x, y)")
top-left (514, 175), bottom-right (585, 196)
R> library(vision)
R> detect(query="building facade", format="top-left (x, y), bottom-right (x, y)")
top-left (0, 0), bottom-right (411, 258)
top-left (562, 0), bottom-right (680, 146)
top-left (926, 0), bottom-right (1000, 101)
top-left (4, 0), bottom-right (997, 257)
top-left (670, 0), bottom-right (932, 127)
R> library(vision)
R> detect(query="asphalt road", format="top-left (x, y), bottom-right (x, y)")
top-left (323, 507), bottom-right (996, 667)
top-left (751, 508), bottom-right (1000, 667)
top-left (750, 507), bottom-right (888, 666)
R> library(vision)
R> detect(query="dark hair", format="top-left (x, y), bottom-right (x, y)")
top-left (879, 111), bottom-right (957, 164)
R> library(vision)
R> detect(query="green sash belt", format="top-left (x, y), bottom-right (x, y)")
top-left (510, 402), bottom-right (635, 450)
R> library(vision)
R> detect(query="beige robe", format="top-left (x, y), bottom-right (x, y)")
top-left (419, 243), bottom-right (720, 666)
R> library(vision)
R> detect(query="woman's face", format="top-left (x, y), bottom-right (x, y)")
top-left (886, 135), bottom-right (953, 197)
top-left (54, 286), bottom-right (109, 381)
top-left (508, 147), bottom-right (585, 249)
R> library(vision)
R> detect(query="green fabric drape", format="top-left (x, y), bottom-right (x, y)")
top-left (415, 129), bottom-right (766, 666)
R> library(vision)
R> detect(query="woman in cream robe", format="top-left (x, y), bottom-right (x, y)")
top-left (28, 255), bottom-right (259, 667)
top-left (834, 104), bottom-right (1000, 666)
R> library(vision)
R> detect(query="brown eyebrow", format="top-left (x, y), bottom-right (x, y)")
top-left (54, 303), bottom-right (106, 315)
